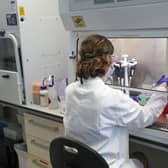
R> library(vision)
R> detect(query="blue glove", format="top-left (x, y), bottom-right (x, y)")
top-left (156, 75), bottom-right (168, 85)
top-left (130, 96), bottom-right (137, 100)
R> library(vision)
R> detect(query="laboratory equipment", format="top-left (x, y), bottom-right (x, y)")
top-left (0, 0), bottom-right (69, 105)
top-left (59, 0), bottom-right (168, 32)
top-left (113, 55), bottom-right (137, 88)
top-left (59, 1), bottom-right (168, 166)
top-left (0, 28), bottom-right (23, 104)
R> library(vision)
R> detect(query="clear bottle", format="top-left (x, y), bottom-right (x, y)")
top-left (48, 75), bottom-right (59, 109)
top-left (48, 85), bottom-right (59, 109)
top-left (40, 85), bottom-right (48, 107)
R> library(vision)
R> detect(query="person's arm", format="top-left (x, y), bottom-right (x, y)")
top-left (107, 84), bottom-right (167, 128)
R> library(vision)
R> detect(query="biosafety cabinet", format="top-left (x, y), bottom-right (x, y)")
top-left (59, 0), bottom-right (168, 167)
top-left (0, 0), bottom-right (69, 105)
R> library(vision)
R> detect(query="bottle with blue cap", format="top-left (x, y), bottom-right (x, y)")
top-left (40, 78), bottom-right (49, 107)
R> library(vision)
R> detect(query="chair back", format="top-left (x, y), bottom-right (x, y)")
top-left (50, 137), bottom-right (109, 168)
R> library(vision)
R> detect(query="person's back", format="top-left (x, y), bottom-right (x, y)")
top-left (64, 77), bottom-right (131, 167)
top-left (64, 34), bottom-right (167, 168)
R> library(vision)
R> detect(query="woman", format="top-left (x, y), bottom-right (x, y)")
top-left (64, 34), bottom-right (167, 168)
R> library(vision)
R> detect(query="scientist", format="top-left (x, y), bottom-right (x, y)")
top-left (64, 34), bottom-right (167, 168)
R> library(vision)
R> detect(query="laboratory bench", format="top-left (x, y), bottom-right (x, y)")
top-left (0, 100), bottom-right (168, 167)
top-left (0, 100), bottom-right (64, 122)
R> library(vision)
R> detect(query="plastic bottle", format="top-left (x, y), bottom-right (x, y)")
top-left (40, 85), bottom-right (48, 107)
top-left (32, 82), bottom-right (41, 105)
top-left (48, 75), bottom-right (59, 109)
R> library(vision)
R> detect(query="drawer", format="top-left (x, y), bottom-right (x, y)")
top-left (27, 136), bottom-right (50, 161)
top-left (28, 154), bottom-right (51, 168)
top-left (24, 113), bottom-right (64, 142)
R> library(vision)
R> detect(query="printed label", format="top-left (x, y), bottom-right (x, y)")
top-left (72, 16), bottom-right (86, 28)
top-left (19, 6), bottom-right (25, 16)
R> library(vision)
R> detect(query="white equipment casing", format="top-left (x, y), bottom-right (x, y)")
top-left (59, 0), bottom-right (168, 32)
top-left (59, 0), bottom-right (168, 82)
top-left (0, 1), bottom-right (23, 104)
top-left (0, 0), bottom-right (70, 105)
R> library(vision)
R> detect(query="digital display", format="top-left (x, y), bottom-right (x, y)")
top-left (6, 13), bottom-right (17, 26)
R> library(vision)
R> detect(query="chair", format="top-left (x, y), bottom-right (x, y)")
top-left (49, 137), bottom-right (109, 168)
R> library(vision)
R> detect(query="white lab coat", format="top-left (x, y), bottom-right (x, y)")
top-left (64, 77), bottom-right (167, 168)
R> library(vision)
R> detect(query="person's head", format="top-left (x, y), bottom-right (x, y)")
top-left (77, 34), bottom-right (114, 83)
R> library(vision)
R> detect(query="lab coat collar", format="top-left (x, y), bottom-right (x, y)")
top-left (82, 77), bottom-right (105, 86)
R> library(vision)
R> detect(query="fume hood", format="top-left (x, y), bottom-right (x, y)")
top-left (59, 0), bottom-right (168, 149)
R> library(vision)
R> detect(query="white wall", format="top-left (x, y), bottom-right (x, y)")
top-left (17, 0), bottom-right (70, 104)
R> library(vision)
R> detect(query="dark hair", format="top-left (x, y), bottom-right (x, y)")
top-left (77, 34), bottom-right (114, 83)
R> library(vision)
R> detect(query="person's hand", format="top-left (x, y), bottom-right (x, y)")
top-left (157, 75), bottom-right (168, 85)
top-left (159, 82), bottom-right (167, 88)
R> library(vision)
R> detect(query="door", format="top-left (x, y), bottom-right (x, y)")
top-left (0, 32), bottom-right (23, 104)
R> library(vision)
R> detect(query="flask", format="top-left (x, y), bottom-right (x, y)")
top-left (40, 85), bottom-right (48, 107)
top-left (48, 75), bottom-right (59, 109)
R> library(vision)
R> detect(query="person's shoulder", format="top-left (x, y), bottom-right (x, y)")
top-left (102, 85), bottom-right (125, 98)
top-left (66, 81), bottom-right (79, 93)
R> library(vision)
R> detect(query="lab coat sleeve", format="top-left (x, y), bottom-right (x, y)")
top-left (110, 87), bottom-right (167, 128)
